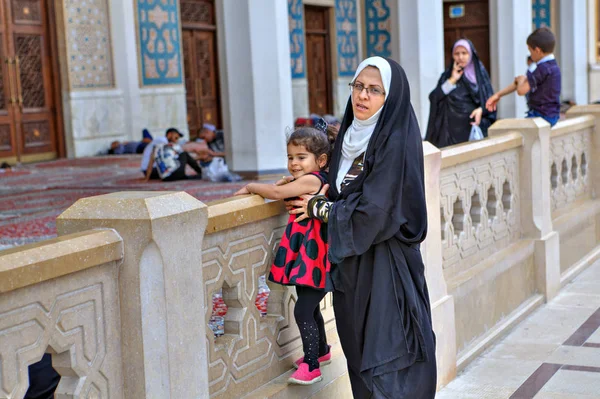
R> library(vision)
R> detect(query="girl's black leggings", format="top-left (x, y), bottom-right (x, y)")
top-left (294, 285), bottom-right (329, 371)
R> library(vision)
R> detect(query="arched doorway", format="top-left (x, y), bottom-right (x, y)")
top-left (0, 0), bottom-right (63, 164)
top-left (181, 0), bottom-right (222, 141)
top-left (443, 0), bottom-right (491, 73)
top-left (305, 5), bottom-right (333, 116)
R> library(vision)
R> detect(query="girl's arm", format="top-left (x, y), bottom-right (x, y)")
top-left (234, 174), bottom-right (322, 200)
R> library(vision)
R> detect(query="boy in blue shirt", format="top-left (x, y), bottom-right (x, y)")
top-left (486, 27), bottom-right (561, 126)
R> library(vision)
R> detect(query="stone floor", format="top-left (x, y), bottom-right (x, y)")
top-left (438, 259), bottom-right (600, 399)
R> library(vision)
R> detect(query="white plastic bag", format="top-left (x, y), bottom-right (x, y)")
top-left (469, 124), bottom-right (484, 141)
top-left (205, 157), bottom-right (229, 181)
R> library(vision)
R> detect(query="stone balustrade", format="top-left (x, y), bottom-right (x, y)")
top-left (0, 229), bottom-right (124, 398)
top-left (0, 105), bottom-right (599, 398)
top-left (201, 195), bottom-right (336, 398)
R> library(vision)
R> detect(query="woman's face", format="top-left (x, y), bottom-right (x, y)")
top-left (453, 46), bottom-right (471, 68)
top-left (351, 66), bottom-right (386, 121)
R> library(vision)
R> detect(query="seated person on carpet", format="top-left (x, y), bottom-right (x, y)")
top-left (196, 123), bottom-right (241, 182)
top-left (197, 123), bottom-right (225, 160)
top-left (142, 128), bottom-right (205, 181)
top-left (108, 129), bottom-right (153, 154)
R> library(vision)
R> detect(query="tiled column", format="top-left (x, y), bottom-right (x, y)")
top-left (395, 0), bottom-right (445, 132)
top-left (422, 142), bottom-right (457, 388)
top-left (216, 0), bottom-right (292, 177)
top-left (558, 0), bottom-right (588, 105)
top-left (489, 120), bottom-right (560, 301)
top-left (57, 192), bottom-right (210, 399)
top-left (489, 0), bottom-right (531, 119)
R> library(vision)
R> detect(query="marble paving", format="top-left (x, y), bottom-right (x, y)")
top-left (438, 259), bottom-right (600, 399)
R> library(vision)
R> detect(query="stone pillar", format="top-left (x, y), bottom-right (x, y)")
top-left (489, 120), bottom-right (560, 300)
top-left (216, 0), bottom-right (292, 177)
top-left (395, 0), bottom-right (445, 133)
top-left (489, 0), bottom-right (531, 119)
top-left (422, 142), bottom-right (457, 388)
top-left (56, 192), bottom-right (210, 399)
top-left (109, 0), bottom-right (141, 140)
top-left (558, 0), bottom-right (588, 105)
top-left (56, 0), bottom-right (126, 157)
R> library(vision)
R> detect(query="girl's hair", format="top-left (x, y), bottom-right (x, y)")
top-left (287, 124), bottom-right (338, 169)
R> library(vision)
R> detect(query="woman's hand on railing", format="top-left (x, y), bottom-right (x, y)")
top-left (470, 107), bottom-right (483, 126)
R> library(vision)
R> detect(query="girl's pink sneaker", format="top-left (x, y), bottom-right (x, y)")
top-left (293, 345), bottom-right (332, 369)
top-left (288, 363), bottom-right (322, 385)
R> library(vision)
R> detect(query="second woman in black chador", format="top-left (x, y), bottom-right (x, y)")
top-left (425, 38), bottom-right (496, 148)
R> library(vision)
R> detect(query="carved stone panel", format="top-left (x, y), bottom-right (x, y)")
top-left (0, 262), bottom-right (123, 399)
top-left (549, 128), bottom-right (592, 212)
top-left (440, 148), bottom-right (521, 279)
top-left (202, 214), bottom-right (335, 398)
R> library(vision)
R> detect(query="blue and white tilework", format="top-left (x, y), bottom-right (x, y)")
top-left (137, 0), bottom-right (183, 86)
top-left (336, 0), bottom-right (359, 77)
top-left (532, 0), bottom-right (551, 29)
top-left (64, 0), bottom-right (114, 89)
top-left (365, 0), bottom-right (391, 58)
top-left (288, 0), bottom-right (305, 79)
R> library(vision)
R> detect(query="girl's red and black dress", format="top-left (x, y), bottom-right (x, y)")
top-left (268, 171), bottom-right (333, 291)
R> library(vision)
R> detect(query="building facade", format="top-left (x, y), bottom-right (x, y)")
top-left (0, 0), bottom-right (597, 176)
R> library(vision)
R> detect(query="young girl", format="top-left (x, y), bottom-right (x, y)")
top-left (234, 122), bottom-right (336, 385)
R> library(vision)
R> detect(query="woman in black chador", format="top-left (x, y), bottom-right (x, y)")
top-left (425, 38), bottom-right (496, 148)
top-left (290, 57), bottom-right (437, 398)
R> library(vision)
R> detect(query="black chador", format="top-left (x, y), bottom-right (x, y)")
top-left (425, 39), bottom-right (496, 148)
top-left (327, 59), bottom-right (437, 398)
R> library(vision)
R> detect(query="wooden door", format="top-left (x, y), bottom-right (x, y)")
top-left (0, 0), bottom-right (59, 164)
top-left (443, 0), bottom-right (491, 73)
top-left (305, 6), bottom-right (333, 116)
top-left (181, 0), bottom-right (221, 141)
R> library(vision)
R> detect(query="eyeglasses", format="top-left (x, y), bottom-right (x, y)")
top-left (349, 82), bottom-right (385, 97)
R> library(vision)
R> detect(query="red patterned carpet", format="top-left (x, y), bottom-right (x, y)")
top-left (0, 155), bottom-right (250, 249)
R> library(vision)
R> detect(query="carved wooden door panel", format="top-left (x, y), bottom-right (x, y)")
top-left (305, 6), bottom-right (333, 116)
top-left (443, 0), bottom-right (491, 73)
top-left (0, 0), bottom-right (58, 163)
top-left (181, 0), bottom-right (221, 141)
top-left (0, 3), bottom-right (16, 161)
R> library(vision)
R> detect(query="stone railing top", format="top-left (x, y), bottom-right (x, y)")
top-left (0, 229), bottom-right (123, 294)
top-left (566, 104), bottom-right (600, 115)
top-left (489, 116), bottom-right (550, 131)
top-left (550, 114), bottom-right (595, 138)
top-left (440, 132), bottom-right (523, 169)
top-left (57, 191), bottom-right (204, 221)
top-left (205, 195), bottom-right (286, 234)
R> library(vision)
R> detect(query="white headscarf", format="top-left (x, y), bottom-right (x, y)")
top-left (337, 57), bottom-right (392, 191)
